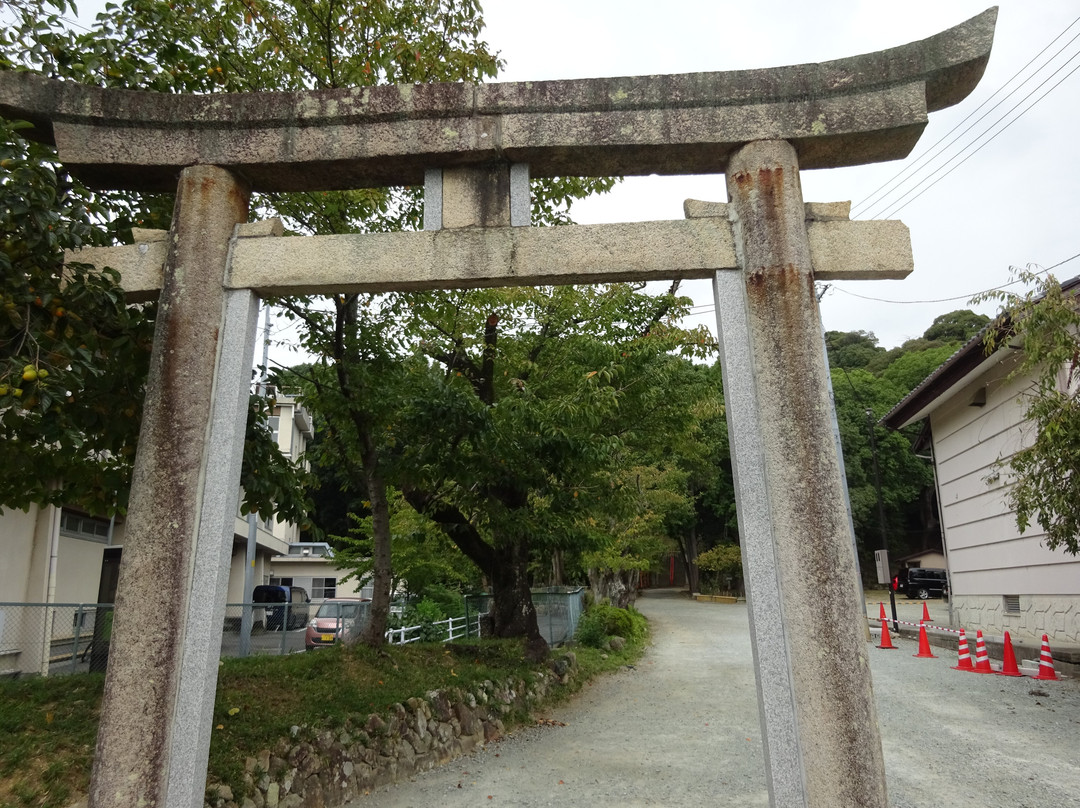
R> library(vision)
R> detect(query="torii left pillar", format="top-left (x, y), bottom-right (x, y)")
top-left (89, 166), bottom-right (259, 808)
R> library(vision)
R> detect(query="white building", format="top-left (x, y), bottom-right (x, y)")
top-left (884, 293), bottom-right (1080, 645)
top-left (0, 390), bottom-right (365, 675)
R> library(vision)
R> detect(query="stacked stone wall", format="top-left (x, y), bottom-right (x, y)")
top-left (203, 657), bottom-right (577, 808)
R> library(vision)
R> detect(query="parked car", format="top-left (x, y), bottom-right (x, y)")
top-left (895, 568), bottom-right (949, 600)
top-left (305, 598), bottom-right (370, 650)
top-left (253, 584), bottom-right (310, 631)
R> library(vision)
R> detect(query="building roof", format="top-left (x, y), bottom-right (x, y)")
top-left (882, 274), bottom-right (1080, 431)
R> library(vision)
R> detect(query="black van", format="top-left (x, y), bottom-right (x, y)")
top-left (896, 568), bottom-right (949, 600)
top-left (253, 585), bottom-right (310, 630)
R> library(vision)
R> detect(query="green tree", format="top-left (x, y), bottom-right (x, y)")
top-left (923, 308), bottom-right (990, 343)
top-left (975, 269), bottom-right (1080, 554)
top-left (0, 115), bottom-right (311, 522)
top-left (831, 366), bottom-right (934, 573)
top-left (396, 283), bottom-right (711, 656)
top-left (824, 329), bottom-right (884, 370)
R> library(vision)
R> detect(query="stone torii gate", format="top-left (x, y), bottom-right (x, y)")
top-left (0, 8), bottom-right (995, 807)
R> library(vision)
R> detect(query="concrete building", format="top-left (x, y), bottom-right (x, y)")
top-left (884, 284), bottom-right (1080, 645)
top-left (0, 390), bottom-right (365, 675)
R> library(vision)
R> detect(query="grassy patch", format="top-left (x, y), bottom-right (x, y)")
top-left (0, 630), bottom-right (648, 807)
top-left (0, 674), bottom-right (102, 808)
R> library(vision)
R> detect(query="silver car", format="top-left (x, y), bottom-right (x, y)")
top-left (305, 598), bottom-right (370, 650)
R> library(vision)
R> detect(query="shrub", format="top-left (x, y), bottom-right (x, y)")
top-left (574, 603), bottom-right (647, 649)
top-left (695, 543), bottom-right (743, 595)
top-left (420, 584), bottom-right (465, 619)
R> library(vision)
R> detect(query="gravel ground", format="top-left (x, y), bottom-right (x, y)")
top-left (346, 589), bottom-right (1080, 807)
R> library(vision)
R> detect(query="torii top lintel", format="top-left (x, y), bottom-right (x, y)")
top-left (0, 8), bottom-right (995, 193)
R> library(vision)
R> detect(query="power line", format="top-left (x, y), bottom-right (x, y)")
top-left (851, 15), bottom-right (1080, 219)
top-left (827, 251), bottom-right (1080, 306)
top-left (872, 52), bottom-right (1080, 221)
top-left (675, 251), bottom-right (1080, 314)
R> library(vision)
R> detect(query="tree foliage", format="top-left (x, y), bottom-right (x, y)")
top-left (975, 268), bottom-right (1080, 554)
top-left (0, 115), bottom-right (152, 514)
top-left (0, 3), bottom-right (316, 522)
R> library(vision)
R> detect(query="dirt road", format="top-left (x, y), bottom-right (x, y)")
top-left (348, 589), bottom-right (1080, 807)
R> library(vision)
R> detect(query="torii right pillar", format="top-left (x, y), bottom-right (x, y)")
top-left (717, 138), bottom-right (886, 807)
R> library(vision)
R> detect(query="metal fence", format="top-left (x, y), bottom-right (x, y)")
top-left (464, 586), bottom-right (586, 646)
top-left (385, 613), bottom-right (482, 645)
top-left (0, 602), bottom-right (115, 678)
top-left (0, 601), bottom-right (489, 677)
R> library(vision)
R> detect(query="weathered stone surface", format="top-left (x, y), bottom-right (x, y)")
top-left (1, 10), bottom-right (995, 191)
top-left (70, 213), bottom-right (912, 304)
top-left (88, 165), bottom-right (253, 808)
top-left (718, 139), bottom-right (887, 807)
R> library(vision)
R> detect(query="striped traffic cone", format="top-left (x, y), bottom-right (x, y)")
top-left (973, 629), bottom-right (994, 673)
top-left (952, 628), bottom-right (974, 671)
top-left (877, 617), bottom-right (898, 650)
top-left (914, 621), bottom-right (936, 658)
top-left (998, 631), bottom-right (1022, 677)
top-left (1032, 634), bottom-right (1060, 681)
top-left (922, 601), bottom-right (931, 622)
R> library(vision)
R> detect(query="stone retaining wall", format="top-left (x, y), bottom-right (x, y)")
top-left (204, 653), bottom-right (578, 808)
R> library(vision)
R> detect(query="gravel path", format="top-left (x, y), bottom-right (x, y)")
top-left (347, 589), bottom-right (1080, 807)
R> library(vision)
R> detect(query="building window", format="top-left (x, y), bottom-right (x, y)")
top-left (312, 578), bottom-right (336, 599)
top-left (59, 510), bottom-right (111, 543)
top-left (268, 415), bottom-right (280, 446)
top-left (269, 577), bottom-right (293, 587)
top-left (1003, 595), bottom-right (1021, 615)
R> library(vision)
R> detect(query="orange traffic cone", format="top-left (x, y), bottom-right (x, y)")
top-left (879, 602), bottom-right (887, 621)
top-left (973, 630), bottom-right (994, 673)
top-left (877, 618), bottom-right (897, 650)
top-left (1032, 634), bottom-right (1060, 681)
top-left (914, 621), bottom-right (936, 658)
top-left (922, 601), bottom-right (931, 622)
top-left (952, 628), bottom-right (974, 671)
top-left (998, 631), bottom-right (1022, 677)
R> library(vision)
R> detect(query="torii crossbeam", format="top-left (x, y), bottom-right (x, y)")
top-left (0, 8), bottom-right (996, 808)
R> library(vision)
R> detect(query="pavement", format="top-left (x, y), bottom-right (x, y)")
top-left (353, 588), bottom-right (1080, 808)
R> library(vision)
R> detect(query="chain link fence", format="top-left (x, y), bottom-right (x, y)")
top-left (1, 599), bottom-right (495, 677)
top-left (0, 602), bottom-right (115, 678)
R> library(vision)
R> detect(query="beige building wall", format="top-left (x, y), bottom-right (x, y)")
top-left (55, 536), bottom-right (107, 604)
top-left (930, 354), bottom-right (1080, 643)
top-left (0, 505), bottom-right (42, 602)
top-left (267, 557), bottom-right (369, 602)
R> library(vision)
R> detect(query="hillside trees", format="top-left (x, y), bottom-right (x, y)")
top-left (824, 310), bottom-right (987, 573)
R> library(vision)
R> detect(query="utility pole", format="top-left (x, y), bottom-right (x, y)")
top-left (866, 408), bottom-right (899, 633)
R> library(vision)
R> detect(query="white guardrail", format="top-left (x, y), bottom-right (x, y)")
top-left (385, 613), bottom-right (482, 645)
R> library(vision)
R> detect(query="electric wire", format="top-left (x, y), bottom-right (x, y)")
top-left (850, 15), bottom-right (1080, 219)
top-left (871, 52), bottom-right (1080, 221)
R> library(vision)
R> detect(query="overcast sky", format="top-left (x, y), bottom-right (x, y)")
top-left (62, 0), bottom-right (1080, 353)
top-left (477, 0), bottom-right (1080, 349)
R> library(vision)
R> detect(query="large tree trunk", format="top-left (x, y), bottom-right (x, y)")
top-left (489, 537), bottom-right (548, 660)
top-left (681, 524), bottom-right (700, 594)
top-left (588, 567), bottom-right (640, 609)
top-left (550, 548), bottom-right (565, 586)
top-left (361, 433), bottom-right (391, 646)
top-left (400, 487), bottom-right (547, 659)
